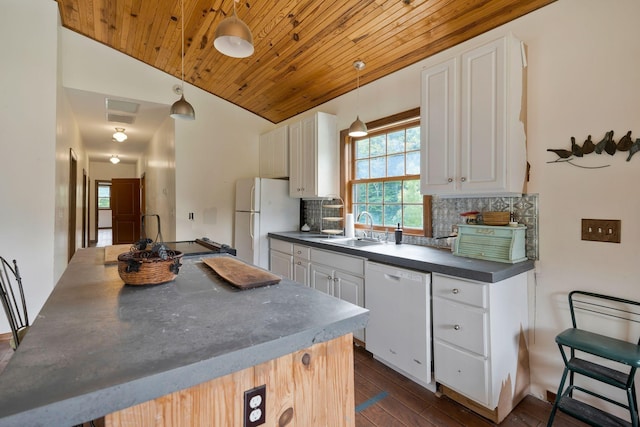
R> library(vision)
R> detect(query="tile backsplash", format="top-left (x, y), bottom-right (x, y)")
top-left (302, 193), bottom-right (539, 260)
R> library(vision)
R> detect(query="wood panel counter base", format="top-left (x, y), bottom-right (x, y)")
top-left (106, 334), bottom-right (355, 427)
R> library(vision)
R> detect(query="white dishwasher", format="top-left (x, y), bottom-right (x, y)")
top-left (365, 261), bottom-right (432, 389)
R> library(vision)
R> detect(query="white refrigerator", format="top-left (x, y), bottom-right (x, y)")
top-left (234, 177), bottom-right (300, 268)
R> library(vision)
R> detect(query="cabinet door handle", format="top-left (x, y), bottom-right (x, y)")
top-left (447, 178), bottom-right (453, 183)
top-left (454, 324), bottom-right (461, 330)
top-left (460, 177), bottom-right (467, 182)
top-left (452, 288), bottom-right (459, 294)
top-left (327, 275), bottom-right (332, 280)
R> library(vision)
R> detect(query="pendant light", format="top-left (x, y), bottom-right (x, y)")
top-left (349, 60), bottom-right (368, 137)
top-left (214, 0), bottom-right (254, 58)
top-left (110, 155), bottom-right (120, 164)
top-left (112, 128), bottom-right (127, 142)
top-left (170, 0), bottom-right (195, 120)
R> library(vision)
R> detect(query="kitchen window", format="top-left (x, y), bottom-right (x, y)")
top-left (342, 108), bottom-right (432, 237)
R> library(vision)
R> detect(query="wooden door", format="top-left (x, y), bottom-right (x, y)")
top-left (68, 149), bottom-right (78, 261)
top-left (111, 178), bottom-right (141, 245)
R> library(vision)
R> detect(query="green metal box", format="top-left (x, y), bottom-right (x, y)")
top-left (453, 224), bottom-right (527, 264)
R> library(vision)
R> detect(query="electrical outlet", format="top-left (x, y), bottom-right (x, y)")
top-left (244, 384), bottom-right (266, 427)
top-left (581, 219), bottom-right (621, 243)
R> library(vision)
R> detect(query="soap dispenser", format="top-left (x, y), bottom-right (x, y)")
top-left (394, 223), bottom-right (403, 245)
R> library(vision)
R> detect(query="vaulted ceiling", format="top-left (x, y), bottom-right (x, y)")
top-left (56, 0), bottom-right (555, 124)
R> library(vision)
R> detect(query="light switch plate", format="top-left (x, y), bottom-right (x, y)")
top-left (581, 219), bottom-right (621, 243)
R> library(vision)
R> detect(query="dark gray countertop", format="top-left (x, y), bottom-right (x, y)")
top-left (269, 231), bottom-right (535, 283)
top-left (0, 249), bottom-right (368, 426)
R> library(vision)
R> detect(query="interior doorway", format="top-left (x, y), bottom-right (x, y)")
top-left (68, 149), bottom-right (77, 262)
top-left (95, 180), bottom-right (113, 247)
top-left (111, 178), bottom-right (141, 245)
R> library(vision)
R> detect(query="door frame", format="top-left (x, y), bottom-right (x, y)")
top-left (68, 148), bottom-right (78, 262)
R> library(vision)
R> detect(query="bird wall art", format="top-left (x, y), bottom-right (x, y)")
top-left (547, 130), bottom-right (639, 168)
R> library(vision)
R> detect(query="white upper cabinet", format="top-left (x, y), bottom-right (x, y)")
top-left (420, 34), bottom-right (527, 196)
top-left (289, 112), bottom-right (338, 198)
top-left (259, 125), bottom-right (289, 179)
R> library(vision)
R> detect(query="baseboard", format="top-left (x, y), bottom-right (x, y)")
top-left (0, 332), bottom-right (12, 342)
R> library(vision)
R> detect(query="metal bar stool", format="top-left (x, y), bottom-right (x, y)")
top-left (547, 290), bottom-right (640, 427)
top-left (0, 257), bottom-right (29, 350)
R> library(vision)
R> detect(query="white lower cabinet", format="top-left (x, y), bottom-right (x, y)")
top-left (432, 272), bottom-right (529, 423)
top-left (309, 248), bottom-right (365, 341)
top-left (269, 239), bottom-right (293, 280)
top-left (365, 262), bottom-right (431, 388)
top-left (292, 244), bottom-right (311, 286)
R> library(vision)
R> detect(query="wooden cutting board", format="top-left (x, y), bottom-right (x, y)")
top-left (104, 244), bottom-right (132, 264)
top-left (202, 257), bottom-right (281, 289)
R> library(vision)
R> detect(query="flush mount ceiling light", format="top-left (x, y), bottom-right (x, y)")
top-left (112, 128), bottom-right (128, 142)
top-left (214, 0), bottom-right (254, 58)
top-left (110, 155), bottom-right (120, 164)
top-left (170, 0), bottom-right (196, 120)
top-left (349, 60), bottom-right (368, 138)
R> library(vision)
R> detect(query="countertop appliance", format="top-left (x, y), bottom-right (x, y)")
top-left (365, 261), bottom-right (432, 389)
top-left (234, 177), bottom-right (299, 268)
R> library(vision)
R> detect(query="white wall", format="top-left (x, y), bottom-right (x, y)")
top-left (0, 0), bottom-right (59, 329)
top-left (141, 117), bottom-right (177, 243)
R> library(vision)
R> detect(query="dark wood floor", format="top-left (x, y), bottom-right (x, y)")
top-left (0, 336), bottom-right (586, 427)
top-left (352, 344), bottom-right (588, 427)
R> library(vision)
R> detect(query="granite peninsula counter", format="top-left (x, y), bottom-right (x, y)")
top-left (0, 248), bottom-right (368, 426)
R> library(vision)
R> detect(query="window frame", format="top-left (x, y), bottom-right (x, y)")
top-left (340, 108), bottom-right (432, 237)
top-left (97, 182), bottom-right (112, 210)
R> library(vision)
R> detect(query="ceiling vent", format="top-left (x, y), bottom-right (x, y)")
top-left (107, 113), bottom-right (136, 125)
top-left (106, 98), bottom-right (139, 114)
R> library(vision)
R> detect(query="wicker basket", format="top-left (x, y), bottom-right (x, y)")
top-left (482, 211), bottom-right (510, 226)
top-left (117, 250), bottom-right (183, 286)
top-left (117, 214), bottom-right (183, 286)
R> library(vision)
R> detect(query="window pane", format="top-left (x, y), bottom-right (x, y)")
top-left (383, 181), bottom-right (402, 203)
top-left (353, 183), bottom-right (367, 203)
top-left (370, 157), bottom-right (385, 178)
top-left (387, 154), bottom-right (405, 177)
top-left (403, 180), bottom-right (422, 203)
top-left (354, 204), bottom-right (366, 219)
top-left (98, 198), bottom-right (110, 209)
top-left (368, 204), bottom-right (383, 225)
top-left (406, 151), bottom-right (420, 175)
top-left (406, 126), bottom-right (420, 150)
top-left (355, 139), bottom-right (369, 159)
top-left (403, 204), bottom-right (423, 228)
top-left (355, 159), bottom-right (369, 179)
top-left (367, 182), bottom-right (383, 203)
top-left (98, 186), bottom-right (110, 197)
top-left (384, 204), bottom-right (402, 227)
top-left (387, 130), bottom-right (405, 154)
top-left (370, 135), bottom-right (386, 156)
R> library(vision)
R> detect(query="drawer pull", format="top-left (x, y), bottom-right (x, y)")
top-left (452, 288), bottom-right (459, 294)
top-left (413, 359), bottom-right (422, 365)
top-left (296, 250), bottom-right (301, 254)
top-left (389, 348), bottom-right (397, 355)
top-left (453, 324), bottom-right (461, 330)
top-left (296, 261), bottom-right (301, 265)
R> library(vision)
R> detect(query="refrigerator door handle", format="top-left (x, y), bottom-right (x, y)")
top-left (249, 212), bottom-right (255, 245)
top-left (250, 185), bottom-right (256, 212)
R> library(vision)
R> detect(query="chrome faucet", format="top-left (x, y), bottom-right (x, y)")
top-left (357, 211), bottom-right (374, 239)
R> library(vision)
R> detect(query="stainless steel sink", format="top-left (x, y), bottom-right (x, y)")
top-left (323, 237), bottom-right (384, 247)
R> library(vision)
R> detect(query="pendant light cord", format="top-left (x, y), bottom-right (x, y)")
top-left (181, 0), bottom-right (185, 91)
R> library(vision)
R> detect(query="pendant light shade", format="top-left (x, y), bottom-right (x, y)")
top-left (214, 1), bottom-right (254, 58)
top-left (171, 0), bottom-right (195, 120)
top-left (170, 93), bottom-right (195, 120)
top-left (349, 60), bottom-right (368, 137)
top-left (110, 155), bottom-right (120, 164)
top-left (348, 116), bottom-right (368, 137)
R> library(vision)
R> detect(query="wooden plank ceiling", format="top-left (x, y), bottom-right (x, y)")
top-left (55, 0), bottom-right (555, 124)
